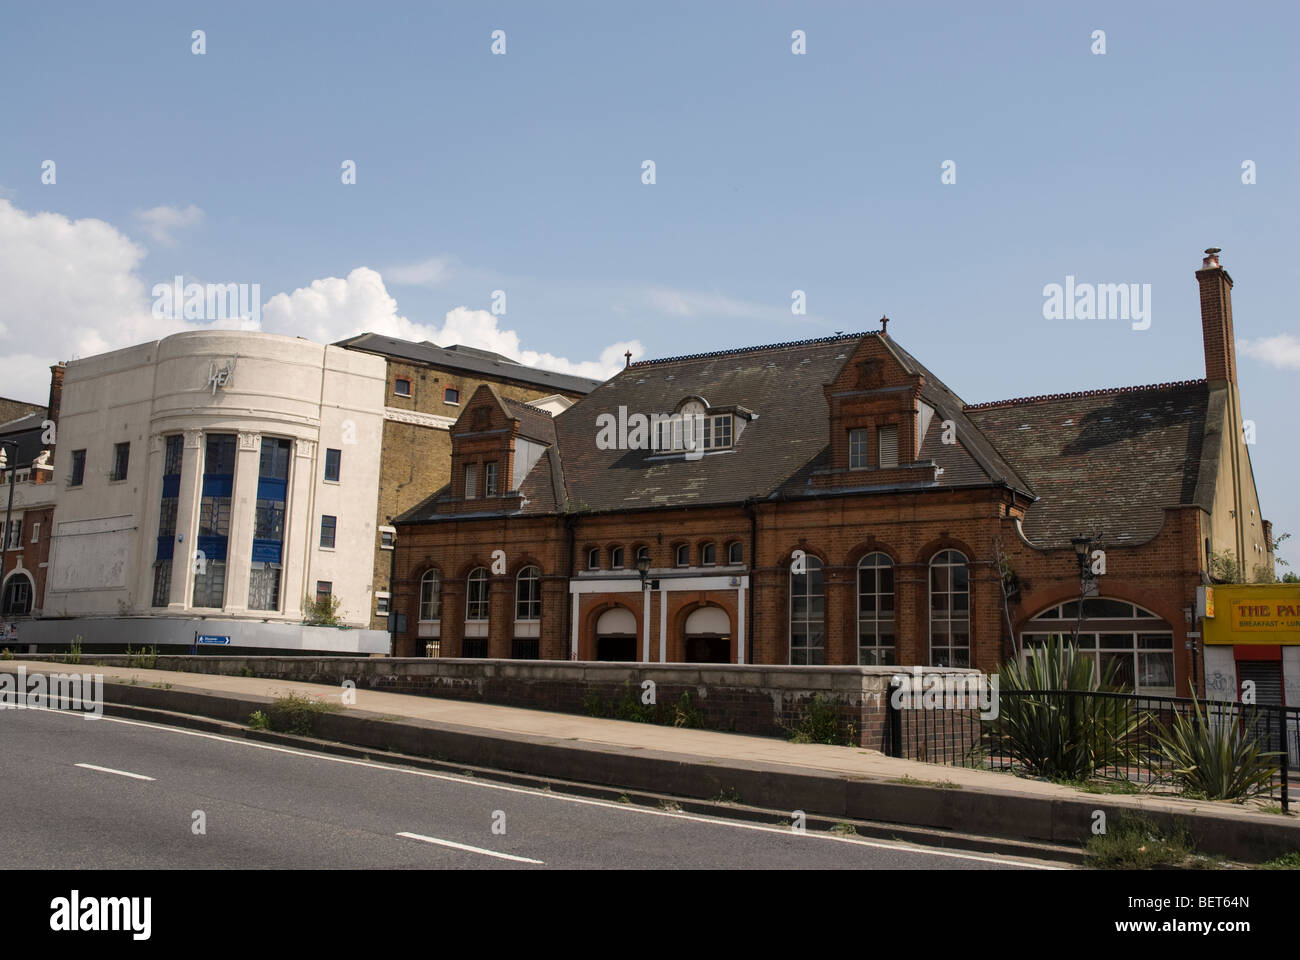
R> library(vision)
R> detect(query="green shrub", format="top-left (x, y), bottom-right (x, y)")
top-left (265, 693), bottom-right (340, 736)
top-left (672, 691), bottom-right (704, 728)
top-left (248, 710), bottom-right (271, 731)
top-left (1151, 694), bottom-right (1282, 801)
top-left (125, 644), bottom-right (158, 669)
top-left (303, 594), bottom-right (343, 626)
top-left (785, 693), bottom-right (855, 745)
top-left (983, 635), bottom-right (1142, 780)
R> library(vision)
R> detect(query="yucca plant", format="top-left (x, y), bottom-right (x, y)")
top-left (983, 635), bottom-right (1143, 780)
top-left (1151, 694), bottom-right (1282, 801)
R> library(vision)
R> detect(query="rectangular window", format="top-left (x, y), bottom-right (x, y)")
top-left (376, 593), bottom-right (391, 615)
top-left (704, 414), bottom-right (732, 450)
top-left (324, 448), bottom-right (341, 482)
top-left (151, 561), bottom-right (172, 608)
top-left (192, 560), bottom-right (227, 608)
top-left (253, 499), bottom-right (285, 540)
top-left (198, 496), bottom-right (232, 537)
top-left (110, 442), bottom-right (130, 481)
top-left (5, 520), bottom-right (21, 550)
top-left (878, 425), bottom-right (899, 468)
top-left (848, 428), bottom-right (869, 469)
top-left (248, 562), bottom-right (282, 612)
top-left (316, 581), bottom-right (332, 604)
top-left (444, 387), bottom-right (460, 404)
top-left (485, 461), bottom-right (498, 496)
top-left (69, 449), bottom-right (86, 486)
top-left (320, 515), bottom-right (337, 549)
top-left (394, 378), bottom-right (411, 397)
top-left (31, 522), bottom-right (39, 544)
top-left (379, 527), bottom-right (395, 550)
top-left (464, 463), bottom-right (478, 499)
top-left (259, 438), bottom-right (290, 480)
top-left (163, 435), bottom-right (184, 475)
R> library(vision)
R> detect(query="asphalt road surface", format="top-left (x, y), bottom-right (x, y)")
top-left (0, 707), bottom-right (1058, 870)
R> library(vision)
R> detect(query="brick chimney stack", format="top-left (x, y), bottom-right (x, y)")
top-left (46, 362), bottom-right (66, 428)
top-left (1195, 247), bottom-right (1236, 384)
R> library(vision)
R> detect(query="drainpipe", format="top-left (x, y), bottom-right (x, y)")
top-left (388, 524), bottom-right (398, 657)
top-left (746, 498), bottom-right (757, 665)
top-left (564, 514), bottom-right (576, 657)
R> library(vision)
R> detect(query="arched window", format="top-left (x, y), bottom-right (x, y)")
top-left (701, 542), bottom-right (716, 566)
top-left (929, 550), bottom-right (970, 667)
top-left (857, 553), bottom-right (895, 664)
top-left (675, 544), bottom-right (689, 567)
top-left (1021, 599), bottom-right (1174, 695)
top-left (466, 567), bottom-right (489, 621)
top-left (587, 547), bottom-right (600, 570)
top-left (419, 569), bottom-right (442, 621)
top-left (727, 541), bottom-right (743, 565)
top-left (789, 555), bottom-right (825, 665)
top-left (2, 573), bottom-right (33, 617)
top-left (515, 566), bottom-right (541, 621)
top-left (610, 546), bottom-right (624, 569)
top-left (635, 546), bottom-right (650, 566)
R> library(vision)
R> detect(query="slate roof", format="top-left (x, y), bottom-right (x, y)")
top-left (335, 332), bottom-right (603, 395)
top-left (965, 380), bottom-right (1212, 548)
top-left (398, 332), bottom-right (1222, 550)
top-left (0, 411), bottom-right (49, 469)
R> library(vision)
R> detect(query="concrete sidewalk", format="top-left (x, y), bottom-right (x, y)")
top-left (5, 660), bottom-right (1299, 861)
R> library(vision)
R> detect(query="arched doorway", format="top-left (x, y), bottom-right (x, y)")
top-left (683, 606), bottom-right (731, 663)
top-left (595, 606), bottom-right (637, 661)
top-left (2, 571), bottom-right (34, 617)
top-left (1019, 597), bottom-right (1176, 696)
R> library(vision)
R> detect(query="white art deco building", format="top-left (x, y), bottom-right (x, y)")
top-left (36, 330), bottom-right (390, 652)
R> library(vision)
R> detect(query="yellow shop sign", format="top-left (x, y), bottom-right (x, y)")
top-left (1203, 584), bottom-right (1300, 645)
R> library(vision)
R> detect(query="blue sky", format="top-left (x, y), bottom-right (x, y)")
top-left (1, 1), bottom-right (1296, 565)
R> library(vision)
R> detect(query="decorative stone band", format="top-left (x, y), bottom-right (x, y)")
top-left (383, 407), bottom-right (457, 430)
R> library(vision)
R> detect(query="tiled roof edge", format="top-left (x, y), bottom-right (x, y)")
top-left (964, 378), bottom-right (1208, 411)
top-left (629, 331), bottom-right (871, 368)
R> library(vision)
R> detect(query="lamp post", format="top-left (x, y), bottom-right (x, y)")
top-left (636, 553), bottom-right (653, 662)
top-left (0, 440), bottom-right (18, 618)
top-left (1070, 535), bottom-right (1095, 645)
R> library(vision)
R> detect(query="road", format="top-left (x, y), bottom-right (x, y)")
top-left (0, 707), bottom-right (1057, 870)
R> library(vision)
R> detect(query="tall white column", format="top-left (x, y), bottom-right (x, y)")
top-left (659, 582), bottom-right (667, 663)
top-left (282, 438), bottom-right (316, 620)
top-left (570, 590), bottom-right (579, 659)
top-left (167, 429), bottom-right (204, 609)
top-left (737, 582), bottom-right (746, 664)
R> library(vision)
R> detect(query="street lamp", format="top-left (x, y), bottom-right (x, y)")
top-left (1069, 534), bottom-right (1097, 644)
top-left (635, 552), bottom-right (652, 588)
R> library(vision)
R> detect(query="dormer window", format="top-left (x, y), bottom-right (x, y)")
top-left (703, 414), bottom-right (732, 450)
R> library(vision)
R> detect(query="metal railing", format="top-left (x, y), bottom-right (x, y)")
top-left (887, 686), bottom-right (1296, 811)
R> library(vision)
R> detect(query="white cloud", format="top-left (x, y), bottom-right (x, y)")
top-left (1239, 334), bottom-right (1300, 371)
top-left (263, 267), bottom-right (637, 379)
top-left (0, 199), bottom-right (629, 405)
top-left (135, 204), bottom-right (204, 245)
top-left (385, 256), bottom-right (455, 287)
top-left (0, 199), bottom-right (189, 402)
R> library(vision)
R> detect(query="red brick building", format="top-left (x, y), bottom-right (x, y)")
top-left (392, 250), bottom-right (1271, 696)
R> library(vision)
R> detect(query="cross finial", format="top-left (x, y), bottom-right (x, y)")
top-left (624, 350), bottom-right (632, 367)
top-left (880, 315), bottom-right (890, 334)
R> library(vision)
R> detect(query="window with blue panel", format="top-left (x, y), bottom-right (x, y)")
top-left (151, 435), bottom-right (184, 607)
top-left (193, 434), bottom-right (235, 608)
top-left (249, 437), bottom-right (291, 611)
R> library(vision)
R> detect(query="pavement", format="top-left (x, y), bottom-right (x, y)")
top-left (3, 659), bottom-right (1299, 862)
top-left (0, 706), bottom-right (1045, 869)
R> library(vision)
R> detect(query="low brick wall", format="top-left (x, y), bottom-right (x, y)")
top-left (18, 654), bottom-right (983, 751)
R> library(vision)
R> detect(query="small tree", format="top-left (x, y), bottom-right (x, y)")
top-left (304, 593), bottom-right (342, 626)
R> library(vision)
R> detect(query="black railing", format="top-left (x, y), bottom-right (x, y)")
top-left (886, 685), bottom-right (1296, 812)
top-left (511, 638), bottom-right (540, 660)
top-left (461, 638), bottom-right (488, 658)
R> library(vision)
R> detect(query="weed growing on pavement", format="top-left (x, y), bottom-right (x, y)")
top-left (712, 786), bottom-right (742, 804)
top-left (672, 691), bottom-right (703, 728)
top-left (254, 693), bottom-right (341, 736)
top-left (831, 821), bottom-right (859, 836)
top-left (238, 665), bottom-right (254, 678)
top-left (888, 776), bottom-right (962, 789)
top-left (1260, 851), bottom-right (1300, 869)
top-left (66, 635), bottom-right (83, 665)
top-left (248, 710), bottom-right (271, 730)
top-left (1084, 814), bottom-right (1195, 869)
top-left (1, 647), bottom-right (12, 660)
top-left (125, 644), bottom-right (158, 669)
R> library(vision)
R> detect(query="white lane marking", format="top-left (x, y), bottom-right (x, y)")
top-left (26, 706), bottom-right (1057, 869)
top-left (396, 831), bottom-right (544, 864)
top-left (75, 762), bottom-right (155, 781)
